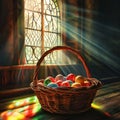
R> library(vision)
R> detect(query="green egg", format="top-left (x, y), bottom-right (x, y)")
top-left (44, 78), bottom-right (52, 86)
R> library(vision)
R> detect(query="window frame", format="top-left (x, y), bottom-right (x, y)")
top-left (24, 0), bottom-right (63, 64)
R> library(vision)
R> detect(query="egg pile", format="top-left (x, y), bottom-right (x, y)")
top-left (39, 73), bottom-right (92, 88)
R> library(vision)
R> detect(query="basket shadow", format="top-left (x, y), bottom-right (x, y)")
top-left (34, 108), bottom-right (115, 120)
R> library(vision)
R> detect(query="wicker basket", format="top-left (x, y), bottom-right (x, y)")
top-left (30, 46), bottom-right (102, 114)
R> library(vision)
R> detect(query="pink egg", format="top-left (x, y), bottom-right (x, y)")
top-left (66, 73), bottom-right (76, 82)
top-left (61, 81), bottom-right (71, 87)
top-left (55, 74), bottom-right (64, 81)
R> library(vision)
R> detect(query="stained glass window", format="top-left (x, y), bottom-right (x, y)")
top-left (24, 0), bottom-right (61, 64)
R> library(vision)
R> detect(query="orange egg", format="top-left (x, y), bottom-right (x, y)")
top-left (75, 75), bottom-right (85, 85)
top-left (71, 82), bottom-right (81, 88)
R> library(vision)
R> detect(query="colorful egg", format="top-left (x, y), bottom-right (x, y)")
top-left (71, 82), bottom-right (81, 88)
top-left (83, 80), bottom-right (91, 87)
top-left (66, 80), bottom-right (73, 86)
top-left (75, 75), bottom-right (85, 85)
top-left (44, 78), bottom-right (52, 86)
top-left (46, 76), bottom-right (55, 82)
top-left (47, 83), bottom-right (58, 88)
top-left (66, 73), bottom-right (76, 82)
top-left (61, 81), bottom-right (71, 87)
top-left (55, 80), bottom-right (63, 86)
top-left (55, 74), bottom-right (64, 81)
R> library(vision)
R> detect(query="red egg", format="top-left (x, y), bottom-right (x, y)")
top-left (61, 81), bottom-right (71, 87)
top-left (83, 80), bottom-right (91, 87)
top-left (66, 80), bottom-right (73, 86)
top-left (66, 73), bottom-right (76, 82)
top-left (55, 80), bottom-right (63, 86)
top-left (46, 76), bottom-right (55, 82)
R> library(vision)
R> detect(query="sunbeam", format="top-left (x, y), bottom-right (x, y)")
top-left (59, 5), bottom-right (120, 73)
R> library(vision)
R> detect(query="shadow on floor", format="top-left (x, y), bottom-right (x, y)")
top-left (34, 108), bottom-right (117, 120)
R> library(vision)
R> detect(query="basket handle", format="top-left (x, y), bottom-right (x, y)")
top-left (33, 46), bottom-right (91, 86)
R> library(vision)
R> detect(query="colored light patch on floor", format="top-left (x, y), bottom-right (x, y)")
top-left (1, 103), bottom-right (41, 120)
top-left (91, 102), bottom-right (103, 110)
top-left (7, 96), bottom-right (38, 109)
top-left (0, 96), bottom-right (41, 120)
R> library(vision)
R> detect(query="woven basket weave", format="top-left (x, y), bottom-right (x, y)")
top-left (30, 46), bottom-right (102, 114)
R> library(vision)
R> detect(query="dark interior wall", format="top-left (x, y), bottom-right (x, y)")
top-left (63, 0), bottom-right (120, 76)
top-left (0, 0), bottom-right (25, 66)
top-left (0, 0), bottom-right (14, 66)
top-left (84, 0), bottom-right (120, 75)
top-left (96, 0), bottom-right (120, 60)
top-left (0, 0), bottom-right (120, 91)
top-left (0, 0), bottom-right (120, 69)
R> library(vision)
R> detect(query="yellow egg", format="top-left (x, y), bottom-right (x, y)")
top-left (75, 75), bottom-right (85, 85)
top-left (71, 82), bottom-right (81, 88)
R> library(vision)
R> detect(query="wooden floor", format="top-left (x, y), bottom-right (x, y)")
top-left (0, 79), bottom-right (120, 120)
top-left (93, 81), bottom-right (120, 120)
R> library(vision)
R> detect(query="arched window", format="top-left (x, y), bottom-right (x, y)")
top-left (24, 0), bottom-right (61, 64)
